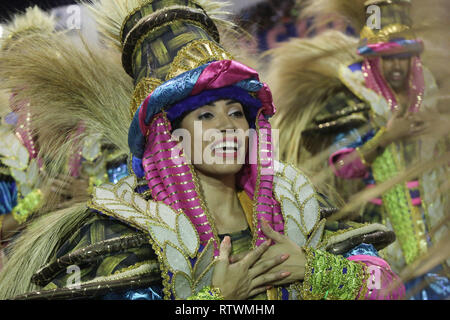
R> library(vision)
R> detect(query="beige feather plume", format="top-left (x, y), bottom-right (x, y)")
top-left (300, 0), bottom-right (367, 32)
top-left (1, 6), bottom-right (56, 50)
top-left (268, 30), bottom-right (360, 166)
top-left (0, 32), bottom-right (133, 178)
top-left (85, 0), bottom-right (237, 49)
top-left (0, 203), bottom-right (90, 299)
top-left (0, 90), bottom-right (10, 122)
top-left (410, 0), bottom-right (450, 107)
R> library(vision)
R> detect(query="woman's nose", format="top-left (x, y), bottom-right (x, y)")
top-left (217, 115), bottom-right (237, 132)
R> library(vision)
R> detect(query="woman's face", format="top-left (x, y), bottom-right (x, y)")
top-left (178, 99), bottom-right (250, 177)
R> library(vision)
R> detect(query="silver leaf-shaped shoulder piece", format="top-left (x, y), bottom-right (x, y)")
top-left (193, 240), bottom-right (214, 280)
top-left (10, 168), bottom-right (27, 184)
top-left (193, 264), bottom-right (215, 295)
top-left (173, 272), bottom-right (193, 299)
top-left (26, 159), bottom-right (39, 188)
top-left (306, 219), bottom-right (326, 249)
top-left (285, 215), bottom-right (307, 248)
top-left (273, 161), bottom-right (323, 248)
top-left (91, 175), bottom-right (176, 232)
top-left (148, 224), bottom-right (181, 249)
top-left (158, 203), bottom-right (177, 229)
top-left (177, 213), bottom-right (200, 259)
top-left (165, 243), bottom-right (192, 275)
top-left (89, 175), bottom-right (214, 300)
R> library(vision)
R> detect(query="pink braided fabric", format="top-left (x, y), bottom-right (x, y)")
top-left (362, 56), bottom-right (425, 113)
top-left (239, 112), bottom-right (285, 247)
top-left (141, 62), bottom-right (284, 255)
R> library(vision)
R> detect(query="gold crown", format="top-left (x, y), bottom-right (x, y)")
top-left (129, 39), bottom-right (232, 117)
top-left (360, 0), bottom-right (415, 44)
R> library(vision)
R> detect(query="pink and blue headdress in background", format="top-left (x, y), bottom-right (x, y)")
top-left (357, 0), bottom-right (425, 112)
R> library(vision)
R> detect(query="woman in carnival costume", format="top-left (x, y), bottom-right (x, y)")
top-left (0, 0), bottom-right (404, 300)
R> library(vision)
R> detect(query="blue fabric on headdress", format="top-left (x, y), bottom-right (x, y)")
top-left (4, 112), bottom-right (18, 126)
top-left (165, 86), bottom-right (262, 128)
top-left (128, 108), bottom-right (146, 158)
top-left (143, 63), bottom-right (211, 125)
top-left (128, 64), bottom-right (210, 158)
top-left (132, 156), bottom-right (145, 179)
top-left (357, 39), bottom-right (424, 57)
top-left (234, 79), bottom-right (264, 92)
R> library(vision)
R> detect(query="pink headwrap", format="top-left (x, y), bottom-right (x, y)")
top-left (362, 56), bottom-right (425, 113)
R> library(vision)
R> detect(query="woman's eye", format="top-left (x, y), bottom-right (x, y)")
top-left (230, 110), bottom-right (244, 118)
top-left (198, 112), bottom-right (214, 120)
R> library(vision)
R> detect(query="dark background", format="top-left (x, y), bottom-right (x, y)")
top-left (0, 0), bottom-right (76, 22)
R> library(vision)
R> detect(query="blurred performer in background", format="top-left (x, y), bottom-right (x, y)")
top-left (0, 6), bottom-right (130, 272)
top-left (0, 7), bottom-right (87, 270)
top-left (268, 30), bottom-right (363, 205)
top-left (270, 0), bottom-right (449, 299)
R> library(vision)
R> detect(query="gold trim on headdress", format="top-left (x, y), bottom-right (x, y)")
top-left (90, 0), bottom-right (236, 118)
top-left (360, 23), bottom-right (412, 44)
top-left (129, 77), bottom-right (163, 117)
top-left (166, 39), bottom-right (233, 81)
top-left (361, 0), bottom-right (414, 41)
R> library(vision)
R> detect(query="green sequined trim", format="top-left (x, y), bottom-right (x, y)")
top-left (12, 189), bottom-right (43, 224)
top-left (187, 286), bottom-right (224, 300)
top-left (302, 247), bottom-right (366, 300)
top-left (372, 144), bottom-right (426, 264)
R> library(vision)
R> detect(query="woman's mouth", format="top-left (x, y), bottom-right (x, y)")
top-left (211, 138), bottom-right (241, 158)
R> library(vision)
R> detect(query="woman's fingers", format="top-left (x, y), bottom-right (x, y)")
top-left (260, 220), bottom-right (285, 243)
top-left (218, 236), bottom-right (232, 262)
top-left (241, 239), bottom-right (271, 268)
top-left (248, 285), bottom-right (273, 298)
top-left (213, 236), bottom-right (232, 280)
top-left (249, 254), bottom-right (289, 278)
top-left (251, 270), bottom-right (291, 289)
top-left (229, 251), bottom-right (249, 264)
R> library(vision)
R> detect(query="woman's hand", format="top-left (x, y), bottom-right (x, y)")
top-left (212, 236), bottom-right (290, 300)
top-left (253, 220), bottom-right (306, 286)
top-left (229, 220), bottom-right (307, 287)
